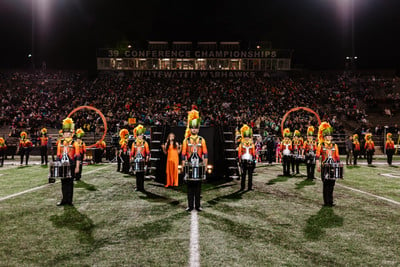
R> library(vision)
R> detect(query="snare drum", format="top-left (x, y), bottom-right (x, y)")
top-left (49, 161), bottom-right (72, 178)
top-left (132, 157), bottom-right (145, 172)
top-left (322, 162), bottom-right (343, 180)
top-left (184, 162), bottom-right (206, 181)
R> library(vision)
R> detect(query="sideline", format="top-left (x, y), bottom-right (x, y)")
top-left (0, 165), bottom-right (110, 202)
top-left (189, 211), bottom-right (200, 267)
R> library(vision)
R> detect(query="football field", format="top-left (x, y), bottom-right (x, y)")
top-left (1, 157), bottom-right (400, 266)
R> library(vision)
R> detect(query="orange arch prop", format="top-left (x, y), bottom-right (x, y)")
top-left (280, 107), bottom-right (321, 137)
top-left (68, 106), bottom-right (108, 149)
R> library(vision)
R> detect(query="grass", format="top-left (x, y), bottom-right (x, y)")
top-left (1, 156), bottom-right (400, 266)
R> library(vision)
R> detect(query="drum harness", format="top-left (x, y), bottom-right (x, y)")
top-left (185, 137), bottom-right (202, 180)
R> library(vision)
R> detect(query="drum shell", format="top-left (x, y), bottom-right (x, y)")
top-left (322, 162), bottom-right (343, 180)
top-left (184, 162), bottom-right (206, 181)
top-left (131, 158), bottom-right (145, 172)
top-left (49, 161), bottom-right (72, 178)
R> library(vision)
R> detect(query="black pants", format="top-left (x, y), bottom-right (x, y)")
top-left (282, 155), bottom-right (291, 176)
top-left (267, 149), bottom-right (274, 164)
top-left (353, 151), bottom-right (359, 165)
top-left (122, 153), bottom-right (130, 174)
top-left (187, 181), bottom-right (202, 209)
top-left (40, 146), bottom-right (48, 164)
top-left (0, 151), bottom-right (4, 167)
top-left (76, 161), bottom-right (83, 180)
top-left (117, 153), bottom-right (122, 172)
top-left (306, 163), bottom-right (315, 179)
top-left (95, 148), bottom-right (102, 163)
top-left (291, 156), bottom-right (299, 174)
top-left (387, 149), bottom-right (394, 165)
top-left (322, 179), bottom-right (336, 206)
top-left (241, 161), bottom-right (254, 190)
top-left (136, 172), bottom-right (145, 191)
top-left (60, 162), bottom-right (76, 205)
top-left (366, 150), bottom-right (374, 165)
top-left (20, 148), bottom-right (30, 165)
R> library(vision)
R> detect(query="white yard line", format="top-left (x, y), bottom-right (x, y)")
top-left (0, 165), bottom-right (110, 202)
top-left (336, 183), bottom-right (400, 206)
top-left (189, 210), bottom-right (200, 267)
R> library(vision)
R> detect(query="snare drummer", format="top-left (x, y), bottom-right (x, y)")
top-left (130, 124), bottom-right (150, 191)
top-left (291, 130), bottom-right (303, 175)
top-left (238, 124), bottom-right (256, 191)
top-left (181, 109), bottom-right (208, 212)
top-left (303, 126), bottom-right (317, 180)
top-left (280, 128), bottom-right (292, 176)
top-left (56, 118), bottom-right (81, 206)
top-left (316, 122), bottom-right (340, 207)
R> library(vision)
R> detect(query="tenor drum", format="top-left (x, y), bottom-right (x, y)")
top-left (184, 162), bottom-right (206, 181)
top-left (322, 162), bottom-right (343, 180)
top-left (49, 161), bottom-right (72, 178)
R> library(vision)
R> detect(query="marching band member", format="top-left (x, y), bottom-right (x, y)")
top-left (181, 109), bottom-right (208, 212)
top-left (303, 126), bottom-right (317, 180)
top-left (238, 124), bottom-right (256, 191)
top-left (130, 124), bottom-right (150, 191)
top-left (291, 130), bottom-right (303, 174)
top-left (364, 133), bottom-right (375, 165)
top-left (75, 128), bottom-right (87, 181)
top-left (17, 131), bottom-right (32, 166)
top-left (95, 140), bottom-right (106, 163)
top-left (352, 134), bottom-right (361, 165)
top-left (280, 128), bottom-right (292, 176)
top-left (56, 118), bottom-right (80, 206)
top-left (118, 129), bottom-right (130, 173)
top-left (0, 137), bottom-right (6, 167)
top-left (38, 128), bottom-right (49, 165)
top-left (385, 133), bottom-right (395, 166)
top-left (316, 122), bottom-right (340, 207)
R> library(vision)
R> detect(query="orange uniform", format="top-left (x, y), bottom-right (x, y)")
top-left (316, 143), bottom-right (340, 163)
top-left (181, 135), bottom-right (208, 161)
top-left (364, 140), bottom-right (375, 151)
top-left (57, 138), bottom-right (81, 161)
top-left (130, 139), bottom-right (150, 160)
top-left (238, 140), bottom-right (256, 159)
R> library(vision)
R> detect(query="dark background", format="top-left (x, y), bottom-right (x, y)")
top-left (0, 0), bottom-right (399, 70)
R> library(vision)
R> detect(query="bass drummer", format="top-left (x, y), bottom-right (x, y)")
top-left (181, 109), bottom-right (208, 212)
top-left (316, 122), bottom-right (341, 207)
top-left (238, 124), bottom-right (256, 191)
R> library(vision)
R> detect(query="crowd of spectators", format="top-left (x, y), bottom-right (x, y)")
top-left (0, 70), bottom-right (399, 139)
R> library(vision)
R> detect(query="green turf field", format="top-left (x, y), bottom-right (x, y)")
top-left (1, 157), bottom-right (400, 266)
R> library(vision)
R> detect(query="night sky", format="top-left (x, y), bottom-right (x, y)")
top-left (0, 0), bottom-right (399, 70)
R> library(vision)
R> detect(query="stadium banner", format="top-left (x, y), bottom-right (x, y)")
top-left (125, 71), bottom-right (258, 78)
top-left (98, 49), bottom-right (292, 59)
